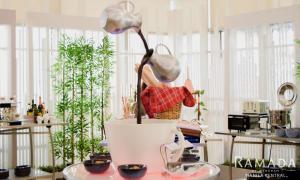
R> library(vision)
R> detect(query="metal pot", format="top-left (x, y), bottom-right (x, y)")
top-left (100, 1), bottom-right (142, 34)
top-left (148, 44), bottom-right (180, 82)
top-left (269, 110), bottom-right (290, 127)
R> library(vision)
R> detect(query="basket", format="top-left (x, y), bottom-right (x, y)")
top-left (153, 103), bottom-right (182, 119)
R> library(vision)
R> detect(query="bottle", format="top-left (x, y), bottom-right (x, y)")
top-left (33, 103), bottom-right (39, 123)
top-left (27, 101), bottom-right (33, 116)
top-left (38, 96), bottom-right (43, 114)
top-left (41, 103), bottom-right (46, 115)
top-left (31, 99), bottom-right (34, 111)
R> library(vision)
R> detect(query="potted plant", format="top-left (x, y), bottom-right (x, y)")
top-left (51, 35), bottom-right (114, 165)
top-left (38, 165), bottom-right (66, 180)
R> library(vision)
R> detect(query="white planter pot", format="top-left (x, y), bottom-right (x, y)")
top-left (105, 119), bottom-right (184, 173)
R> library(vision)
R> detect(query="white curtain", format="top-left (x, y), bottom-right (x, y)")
top-left (229, 27), bottom-right (260, 113)
top-left (0, 23), bottom-right (12, 169)
top-left (0, 25), bottom-right (10, 98)
top-left (266, 22), bottom-right (296, 112)
top-left (205, 31), bottom-right (225, 164)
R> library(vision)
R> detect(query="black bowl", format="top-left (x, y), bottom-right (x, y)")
top-left (0, 169), bottom-right (9, 179)
top-left (14, 165), bottom-right (31, 177)
top-left (83, 159), bottom-right (110, 174)
top-left (180, 154), bottom-right (200, 163)
top-left (118, 164), bottom-right (147, 179)
top-left (90, 153), bottom-right (111, 161)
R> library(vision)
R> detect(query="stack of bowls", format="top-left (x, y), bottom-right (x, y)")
top-left (275, 128), bottom-right (300, 138)
top-left (0, 169), bottom-right (9, 179)
top-left (14, 165), bottom-right (31, 177)
top-left (285, 128), bottom-right (300, 138)
top-left (83, 159), bottom-right (111, 174)
top-left (275, 129), bottom-right (286, 137)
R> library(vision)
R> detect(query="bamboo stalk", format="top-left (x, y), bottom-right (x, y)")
top-left (90, 63), bottom-right (94, 153)
top-left (71, 58), bottom-right (75, 164)
top-left (101, 66), bottom-right (104, 139)
top-left (62, 62), bottom-right (66, 166)
top-left (80, 70), bottom-right (84, 161)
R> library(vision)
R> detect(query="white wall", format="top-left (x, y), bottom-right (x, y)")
top-left (0, 0), bottom-right (207, 33)
top-left (2, 0), bottom-right (300, 30)
top-left (211, 0), bottom-right (300, 30)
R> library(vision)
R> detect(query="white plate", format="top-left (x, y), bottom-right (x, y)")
top-left (162, 162), bottom-right (220, 180)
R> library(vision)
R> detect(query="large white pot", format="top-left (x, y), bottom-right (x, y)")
top-left (104, 119), bottom-right (184, 173)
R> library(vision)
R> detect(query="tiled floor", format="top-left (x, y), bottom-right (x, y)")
top-left (217, 165), bottom-right (252, 180)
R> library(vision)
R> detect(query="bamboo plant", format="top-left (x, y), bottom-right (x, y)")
top-left (52, 35), bottom-right (114, 164)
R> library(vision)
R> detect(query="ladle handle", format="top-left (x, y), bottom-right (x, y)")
top-left (170, 128), bottom-right (185, 162)
top-left (118, 1), bottom-right (135, 13)
top-left (155, 43), bottom-right (172, 55)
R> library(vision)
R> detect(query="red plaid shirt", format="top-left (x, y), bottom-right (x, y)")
top-left (141, 86), bottom-right (196, 118)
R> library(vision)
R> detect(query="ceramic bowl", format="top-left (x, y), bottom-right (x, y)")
top-left (83, 159), bottom-right (110, 174)
top-left (14, 165), bottom-right (31, 177)
top-left (285, 129), bottom-right (299, 138)
top-left (117, 164), bottom-right (147, 179)
top-left (0, 169), bottom-right (9, 179)
top-left (275, 129), bottom-right (286, 137)
top-left (164, 162), bottom-right (207, 178)
top-left (89, 153), bottom-right (111, 161)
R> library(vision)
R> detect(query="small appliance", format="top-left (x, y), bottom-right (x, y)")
top-left (242, 101), bottom-right (269, 114)
top-left (228, 114), bottom-right (261, 132)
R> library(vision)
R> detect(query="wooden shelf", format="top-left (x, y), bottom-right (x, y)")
top-left (180, 127), bottom-right (201, 137)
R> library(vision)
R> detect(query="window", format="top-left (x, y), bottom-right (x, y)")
top-left (32, 27), bottom-right (48, 108)
top-left (0, 25), bottom-right (10, 97)
top-left (267, 22), bottom-right (295, 110)
top-left (230, 27), bottom-right (260, 112)
top-left (228, 22), bottom-right (296, 162)
top-left (207, 31), bottom-right (225, 132)
top-left (177, 33), bottom-right (201, 89)
top-left (16, 26), bottom-right (27, 114)
top-left (229, 23), bottom-right (295, 113)
top-left (0, 24), bottom-right (11, 168)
